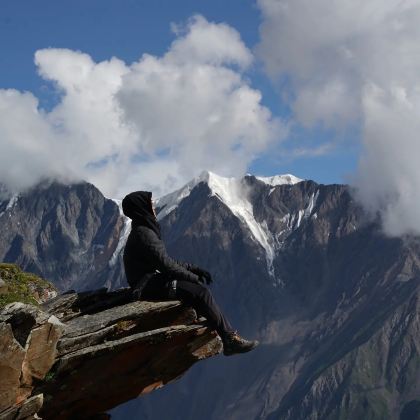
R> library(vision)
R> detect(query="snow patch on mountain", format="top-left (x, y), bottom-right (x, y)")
top-left (156, 172), bottom-right (209, 221)
top-left (6, 195), bottom-right (19, 210)
top-left (0, 194), bottom-right (19, 218)
top-left (296, 190), bottom-right (319, 228)
top-left (109, 199), bottom-right (131, 266)
top-left (278, 190), bottom-right (320, 232)
top-left (204, 172), bottom-right (279, 277)
top-left (256, 174), bottom-right (303, 186)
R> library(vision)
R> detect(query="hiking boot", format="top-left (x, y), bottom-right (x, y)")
top-left (222, 331), bottom-right (259, 356)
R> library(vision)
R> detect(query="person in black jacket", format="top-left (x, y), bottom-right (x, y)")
top-left (122, 190), bottom-right (258, 356)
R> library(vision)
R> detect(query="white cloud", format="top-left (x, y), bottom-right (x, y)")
top-left (354, 83), bottom-right (420, 236)
top-left (0, 89), bottom-right (70, 191)
top-left (0, 15), bottom-right (284, 199)
top-left (257, 0), bottom-right (420, 236)
top-left (168, 15), bottom-right (253, 69)
top-left (289, 143), bottom-right (334, 158)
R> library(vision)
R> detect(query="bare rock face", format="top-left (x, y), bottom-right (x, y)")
top-left (0, 181), bottom-right (126, 292)
top-left (0, 322), bottom-right (26, 411)
top-left (0, 394), bottom-right (44, 420)
top-left (0, 302), bottom-right (64, 417)
top-left (0, 288), bottom-right (221, 419)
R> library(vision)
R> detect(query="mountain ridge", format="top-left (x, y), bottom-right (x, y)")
top-left (0, 174), bottom-right (419, 419)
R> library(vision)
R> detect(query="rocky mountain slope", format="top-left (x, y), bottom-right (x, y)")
top-left (0, 180), bottom-right (126, 291)
top-left (1, 172), bottom-right (419, 419)
top-left (114, 172), bottom-right (420, 420)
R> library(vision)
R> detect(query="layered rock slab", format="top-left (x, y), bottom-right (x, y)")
top-left (0, 288), bottom-right (221, 419)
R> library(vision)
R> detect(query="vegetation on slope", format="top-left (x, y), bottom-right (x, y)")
top-left (0, 263), bottom-right (57, 308)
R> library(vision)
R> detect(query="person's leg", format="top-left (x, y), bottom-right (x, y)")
top-left (175, 280), bottom-right (234, 336)
top-left (139, 277), bottom-right (258, 356)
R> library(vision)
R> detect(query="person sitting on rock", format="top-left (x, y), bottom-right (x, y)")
top-left (122, 190), bottom-right (258, 356)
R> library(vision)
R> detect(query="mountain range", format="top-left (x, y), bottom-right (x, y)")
top-left (0, 172), bottom-right (419, 420)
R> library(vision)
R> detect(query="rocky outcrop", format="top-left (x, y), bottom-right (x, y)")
top-left (0, 289), bottom-right (221, 419)
top-left (0, 303), bottom-right (63, 419)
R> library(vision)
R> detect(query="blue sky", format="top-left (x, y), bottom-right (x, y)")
top-left (1, 1), bottom-right (261, 104)
top-left (2, 0), bottom-right (420, 236)
top-left (0, 0), bottom-right (361, 187)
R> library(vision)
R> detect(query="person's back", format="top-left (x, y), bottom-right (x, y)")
top-left (123, 225), bottom-right (154, 289)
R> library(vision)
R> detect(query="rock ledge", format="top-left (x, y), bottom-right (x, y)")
top-left (0, 288), bottom-right (221, 419)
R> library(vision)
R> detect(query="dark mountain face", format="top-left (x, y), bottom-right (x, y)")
top-left (1, 174), bottom-right (419, 419)
top-left (114, 175), bottom-right (420, 420)
top-left (0, 180), bottom-right (126, 291)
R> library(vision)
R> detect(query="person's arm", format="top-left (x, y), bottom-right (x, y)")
top-left (139, 227), bottom-right (201, 284)
top-left (176, 260), bottom-right (199, 273)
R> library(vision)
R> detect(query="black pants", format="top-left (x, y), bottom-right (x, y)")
top-left (140, 276), bottom-right (233, 337)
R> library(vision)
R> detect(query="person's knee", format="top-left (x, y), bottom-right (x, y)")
top-left (195, 284), bottom-right (213, 302)
top-left (187, 282), bottom-right (209, 299)
top-left (176, 281), bottom-right (212, 305)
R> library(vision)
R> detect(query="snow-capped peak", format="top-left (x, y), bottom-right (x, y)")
top-left (155, 171), bottom-right (303, 277)
top-left (155, 170), bottom-right (243, 220)
top-left (255, 174), bottom-right (303, 186)
top-left (156, 171), bottom-right (303, 221)
top-left (155, 171), bottom-right (210, 220)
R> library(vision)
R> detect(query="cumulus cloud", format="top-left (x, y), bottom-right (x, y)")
top-left (257, 0), bottom-right (420, 236)
top-left (354, 84), bottom-right (420, 236)
top-left (0, 15), bottom-right (283, 199)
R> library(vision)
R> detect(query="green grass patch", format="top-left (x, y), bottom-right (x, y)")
top-left (0, 263), bottom-right (57, 308)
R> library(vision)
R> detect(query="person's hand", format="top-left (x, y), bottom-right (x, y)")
top-left (195, 268), bottom-right (213, 285)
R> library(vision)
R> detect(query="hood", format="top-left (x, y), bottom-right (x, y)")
top-left (122, 191), bottom-right (161, 238)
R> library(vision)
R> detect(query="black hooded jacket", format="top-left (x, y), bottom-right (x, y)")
top-left (122, 191), bottom-right (200, 293)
